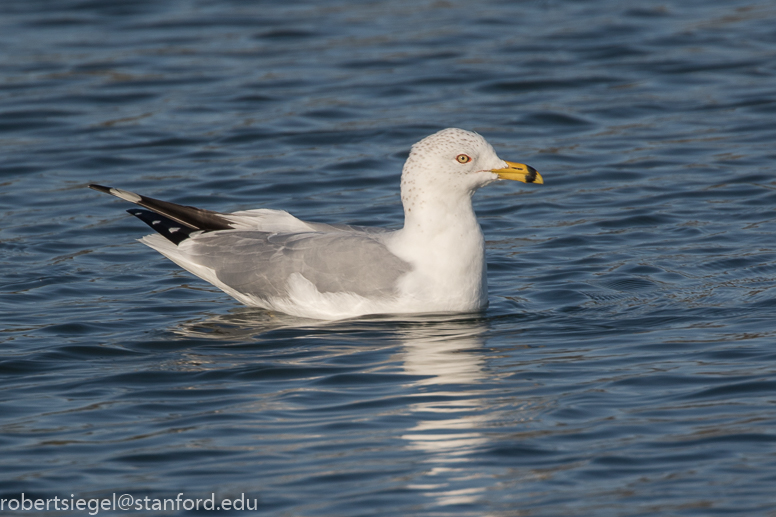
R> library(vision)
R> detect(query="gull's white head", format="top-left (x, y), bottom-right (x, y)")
top-left (400, 128), bottom-right (541, 210)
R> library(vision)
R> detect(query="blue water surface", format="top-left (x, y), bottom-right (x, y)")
top-left (2, 0), bottom-right (776, 515)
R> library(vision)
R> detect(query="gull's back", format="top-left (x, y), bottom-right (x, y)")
top-left (157, 228), bottom-right (410, 301)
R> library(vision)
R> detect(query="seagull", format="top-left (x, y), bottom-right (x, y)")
top-left (89, 128), bottom-right (542, 320)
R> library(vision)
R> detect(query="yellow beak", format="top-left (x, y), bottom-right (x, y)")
top-left (490, 161), bottom-right (543, 184)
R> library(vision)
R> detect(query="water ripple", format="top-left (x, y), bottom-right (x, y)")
top-left (2, 0), bottom-right (776, 514)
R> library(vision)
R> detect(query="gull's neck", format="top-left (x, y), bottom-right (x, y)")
top-left (401, 189), bottom-right (479, 239)
top-left (398, 157), bottom-right (481, 238)
top-left (386, 173), bottom-right (488, 311)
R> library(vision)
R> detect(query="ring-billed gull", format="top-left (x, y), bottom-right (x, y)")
top-left (89, 128), bottom-right (542, 320)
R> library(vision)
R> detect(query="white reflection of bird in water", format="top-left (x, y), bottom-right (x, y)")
top-left (398, 317), bottom-right (488, 385)
top-left (396, 317), bottom-right (497, 508)
top-left (173, 311), bottom-right (529, 509)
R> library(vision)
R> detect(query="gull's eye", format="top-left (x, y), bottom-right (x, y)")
top-left (456, 154), bottom-right (472, 164)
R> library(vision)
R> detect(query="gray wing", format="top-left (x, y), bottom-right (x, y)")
top-left (183, 230), bottom-right (411, 299)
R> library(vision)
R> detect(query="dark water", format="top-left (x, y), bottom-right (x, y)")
top-left (2, 0), bottom-right (776, 515)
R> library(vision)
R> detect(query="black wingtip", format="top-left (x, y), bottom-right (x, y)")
top-left (89, 184), bottom-right (112, 194)
top-left (127, 208), bottom-right (196, 245)
top-left (90, 184), bottom-right (234, 232)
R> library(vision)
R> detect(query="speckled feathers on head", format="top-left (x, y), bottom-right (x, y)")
top-left (399, 129), bottom-right (501, 215)
top-left (400, 128), bottom-right (506, 208)
top-left (405, 128), bottom-right (496, 169)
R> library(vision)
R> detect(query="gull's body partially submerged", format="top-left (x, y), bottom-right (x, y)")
top-left (90, 128), bottom-right (542, 320)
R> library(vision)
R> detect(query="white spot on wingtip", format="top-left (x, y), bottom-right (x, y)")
top-left (169, 227), bottom-right (179, 233)
top-left (110, 188), bottom-right (142, 204)
top-left (152, 220), bottom-right (161, 225)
